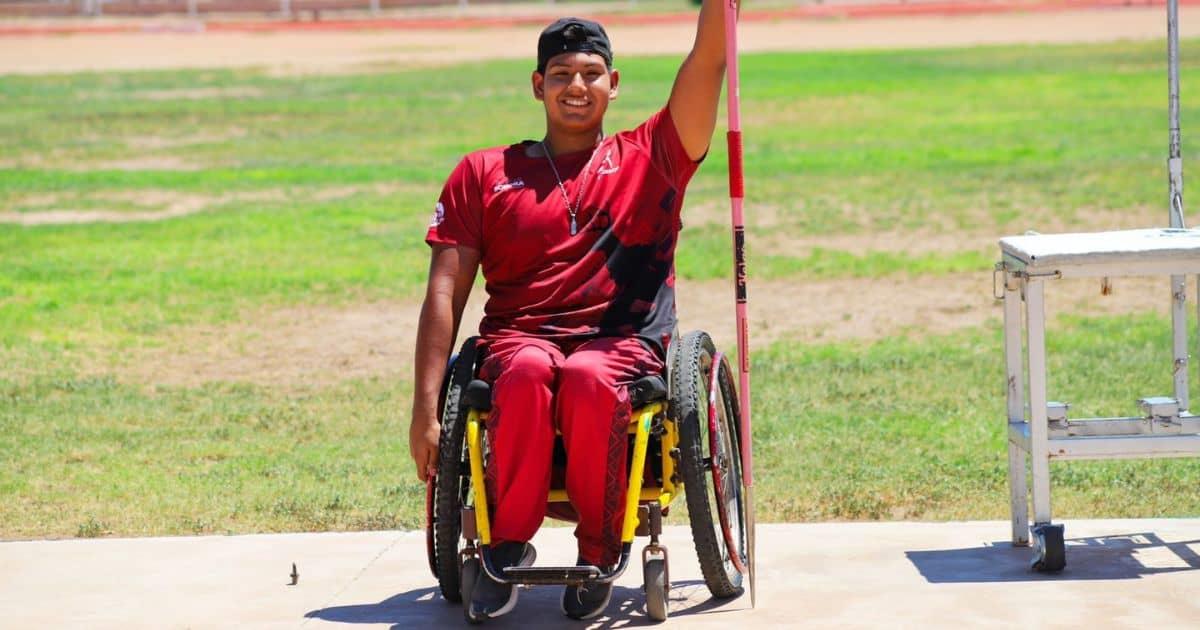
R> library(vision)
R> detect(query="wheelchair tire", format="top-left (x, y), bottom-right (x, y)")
top-left (670, 331), bottom-right (747, 600)
top-left (432, 337), bottom-right (481, 603)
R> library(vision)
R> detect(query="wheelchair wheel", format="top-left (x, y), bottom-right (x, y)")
top-left (432, 337), bottom-right (480, 603)
top-left (670, 331), bottom-right (747, 599)
top-left (644, 557), bottom-right (668, 622)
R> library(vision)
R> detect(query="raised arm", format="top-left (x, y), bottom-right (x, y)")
top-left (410, 244), bottom-right (481, 481)
top-left (668, 0), bottom-right (734, 161)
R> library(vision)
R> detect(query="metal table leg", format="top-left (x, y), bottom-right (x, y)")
top-left (1004, 271), bottom-right (1029, 546)
top-left (1025, 278), bottom-right (1052, 527)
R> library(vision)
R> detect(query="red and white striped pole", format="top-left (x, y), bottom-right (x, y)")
top-left (723, 0), bottom-right (756, 608)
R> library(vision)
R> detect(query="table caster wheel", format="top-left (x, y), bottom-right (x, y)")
top-left (1031, 523), bottom-right (1065, 572)
top-left (644, 557), bottom-right (668, 622)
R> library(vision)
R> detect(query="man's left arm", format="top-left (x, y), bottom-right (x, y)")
top-left (668, 0), bottom-right (733, 162)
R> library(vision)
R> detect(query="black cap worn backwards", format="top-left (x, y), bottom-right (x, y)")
top-left (536, 17), bottom-right (613, 73)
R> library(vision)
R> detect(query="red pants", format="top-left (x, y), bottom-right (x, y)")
top-left (479, 336), bottom-right (664, 566)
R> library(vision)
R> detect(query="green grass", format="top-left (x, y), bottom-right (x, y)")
top-left (3, 40), bottom-right (1196, 341)
top-left (0, 375), bottom-right (422, 537)
top-left (4, 39), bottom-right (1200, 536)
top-left (5, 315), bottom-right (1199, 538)
top-left (4, 39), bottom-right (1195, 344)
top-left (755, 314), bottom-right (1200, 521)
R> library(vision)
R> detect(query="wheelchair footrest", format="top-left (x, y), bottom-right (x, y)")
top-left (502, 565), bottom-right (601, 585)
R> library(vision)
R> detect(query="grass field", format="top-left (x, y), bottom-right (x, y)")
top-left (3, 39), bottom-right (1200, 538)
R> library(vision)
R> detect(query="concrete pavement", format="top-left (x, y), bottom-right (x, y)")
top-left (3, 519), bottom-right (1199, 628)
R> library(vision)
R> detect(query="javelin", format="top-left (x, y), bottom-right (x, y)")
top-left (723, 0), bottom-right (756, 609)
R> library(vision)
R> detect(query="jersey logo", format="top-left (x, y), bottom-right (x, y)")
top-left (429, 201), bottom-right (445, 227)
top-left (492, 178), bottom-right (526, 193)
top-left (597, 150), bottom-right (619, 176)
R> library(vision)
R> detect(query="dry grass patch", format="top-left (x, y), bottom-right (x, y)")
top-left (3, 8), bottom-right (1192, 76)
top-left (680, 272), bottom-right (1175, 354)
top-left (1, 183), bottom-right (421, 225)
top-left (0, 153), bottom-right (205, 172)
top-left (102, 294), bottom-right (483, 388)
top-left (133, 86), bottom-right (265, 101)
top-left (124, 128), bottom-right (249, 150)
top-left (94, 273), bottom-right (1182, 388)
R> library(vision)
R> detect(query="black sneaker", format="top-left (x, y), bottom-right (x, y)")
top-left (466, 542), bottom-right (536, 622)
top-left (561, 562), bottom-right (613, 621)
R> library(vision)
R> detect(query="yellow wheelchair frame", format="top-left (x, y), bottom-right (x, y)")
top-left (466, 399), bottom-right (677, 552)
top-left (426, 332), bottom-right (748, 623)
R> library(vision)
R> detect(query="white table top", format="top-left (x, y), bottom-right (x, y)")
top-left (1000, 228), bottom-right (1200, 273)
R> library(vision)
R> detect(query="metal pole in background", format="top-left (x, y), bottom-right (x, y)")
top-left (1168, 0), bottom-right (1189, 410)
top-left (1169, 0), bottom-right (1184, 229)
top-left (281, 0), bottom-right (291, 19)
top-left (722, 0), bottom-right (755, 609)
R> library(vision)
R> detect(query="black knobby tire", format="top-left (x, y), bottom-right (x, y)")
top-left (670, 331), bottom-right (747, 599)
top-left (433, 337), bottom-right (480, 603)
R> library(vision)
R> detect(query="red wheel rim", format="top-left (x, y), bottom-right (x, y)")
top-left (425, 475), bottom-right (438, 578)
top-left (708, 352), bottom-right (748, 575)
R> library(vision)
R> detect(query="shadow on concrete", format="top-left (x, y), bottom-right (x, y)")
top-left (306, 579), bottom-right (745, 628)
top-left (907, 532), bottom-right (1200, 583)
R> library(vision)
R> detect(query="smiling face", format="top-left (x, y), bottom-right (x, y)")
top-left (532, 51), bottom-right (619, 139)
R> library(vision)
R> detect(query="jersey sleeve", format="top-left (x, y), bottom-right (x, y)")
top-left (630, 106), bottom-right (704, 191)
top-left (425, 155), bottom-right (484, 251)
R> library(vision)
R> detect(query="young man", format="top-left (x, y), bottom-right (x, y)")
top-left (411, 4), bottom-right (729, 621)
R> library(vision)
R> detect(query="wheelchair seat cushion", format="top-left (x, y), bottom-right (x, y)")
top-left (464, 379), bottom-right (492, 412)
top-left (628, 374), bottom-right (668, 409)
top-left (466, 374), bottom-right (664, 412)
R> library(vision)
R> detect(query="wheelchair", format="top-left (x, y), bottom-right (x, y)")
top-left (425, 331), bottom-right (750, 623)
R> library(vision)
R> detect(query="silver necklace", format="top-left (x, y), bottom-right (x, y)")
top-left (541, 137), bottom-right (603, 236)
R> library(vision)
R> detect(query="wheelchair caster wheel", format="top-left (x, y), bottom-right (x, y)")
top-left (644, 558), bottom-right (668, 622)
top-left (1031, 524), bottom-right (1065, 573)
top-left (460, 556), bottom-right (481, 605)
top-left (460, 556), bottom-right (486, 625)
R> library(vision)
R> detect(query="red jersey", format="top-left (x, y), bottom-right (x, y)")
top-left (425, 107), bottom-right (701, 353)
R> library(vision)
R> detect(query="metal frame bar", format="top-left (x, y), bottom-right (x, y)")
top-left (1049, 435), bottom-right (1200, 459)
top-left (1003, 255), bottom-right (1200, 279)
top-left (1004, 270), bottom-right (1029, 546)
top-left (468, 403), bottom-right (664, 587)
top-left (1025, 279), bottom-right (1053, 526)
top-left (1010, 422), bottom-right (1200, 455)
top-left (1169, 0), bottom-right (1185, 230)
top-left (1169, 0), bottom-right (1191, 411)
top-left (1173, 274), bottom-right (1190, 410)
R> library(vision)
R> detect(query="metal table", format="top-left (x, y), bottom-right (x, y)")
top-left (1000, 229), bottom-right (1200, 568)
top-left (997, 0), bottom-right (1200, 571)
